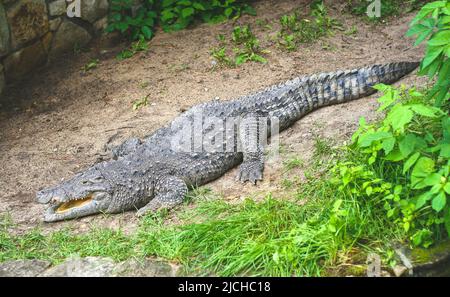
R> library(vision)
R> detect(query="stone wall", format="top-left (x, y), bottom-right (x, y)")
top-left (0, 0), bottom-right (110, 97)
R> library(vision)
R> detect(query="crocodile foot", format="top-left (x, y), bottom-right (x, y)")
top-left (236, 160), bottom-right (263, 184)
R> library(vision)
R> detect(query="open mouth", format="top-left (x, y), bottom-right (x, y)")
top-left (54, 196), bottom-right (93, 213)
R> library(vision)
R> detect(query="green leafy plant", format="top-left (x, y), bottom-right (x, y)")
top-left (406, 0), bottom-right (450, 106)
top-left (277, 3), bottom-right (341, 51)
top-left (107, 0), bottom-right (256, 41)
top-left (210, 25), bottom-right (268, 67)
top-left (232, 25), bottom-right (268, 65)
top-left (344, 84), bottom-right (449, 247)
top-left (106, 0), bottom-right (157, 41)
top-left (211, 46), bottom-right (234, 67)
top-left (159, 0), bottom-right (256, 32)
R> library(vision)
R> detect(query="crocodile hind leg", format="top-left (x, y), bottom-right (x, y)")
top-left (136, 176), bottom-right (187, 217)
top-left (236, 114), bottom-right (266, 184)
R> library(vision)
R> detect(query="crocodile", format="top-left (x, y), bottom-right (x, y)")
top-left (36, 62), bottom-right (418, 222)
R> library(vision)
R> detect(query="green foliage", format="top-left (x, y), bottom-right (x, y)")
top-left (159, 0), bottom-right (256, 32)
top-left (277, 2), bottom-right (342, 51)
top-left (406, 0), bottom-right (450, 106)
top-left (210, 25), bottom-right (268, 67)
top-left (107, 0), bottom-right (158, 41)
top-left (345, 85), bottom-right (449, 247)
top-left (107, 0), bottom-right (256, 41)
top-left (139, 181), bottom-right (402, 276)
top-left (231, 25), bottom-right (268, 65)
top-left (211, 46), bottom-right (234, 67)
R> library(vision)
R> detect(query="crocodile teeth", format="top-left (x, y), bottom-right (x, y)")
top-left (56, 196), bottom-right (92, 213)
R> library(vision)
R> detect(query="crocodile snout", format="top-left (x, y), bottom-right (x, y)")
top-left (36, 189), bottom-right (53, 204)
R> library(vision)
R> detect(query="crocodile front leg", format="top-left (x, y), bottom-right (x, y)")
top-left (136, 176), bottom-right (187, 217)
top-left (236, 114), bottom-right (266, 184)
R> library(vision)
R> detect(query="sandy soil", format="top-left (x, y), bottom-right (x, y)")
top-left (0, 0), bottom-right (427, 234)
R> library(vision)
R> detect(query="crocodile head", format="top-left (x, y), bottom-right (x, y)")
top-left (36, 166), bottom-right (113, 222)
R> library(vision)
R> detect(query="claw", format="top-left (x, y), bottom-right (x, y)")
top-left (236, 160), bottom-right (264, 184)
top-left (136, 199), bottom-right (161, 217)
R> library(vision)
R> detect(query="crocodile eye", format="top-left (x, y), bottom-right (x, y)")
top-left (91, 176), bottom-right (103, 183)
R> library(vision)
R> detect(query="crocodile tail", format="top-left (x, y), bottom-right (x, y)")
top-left (304, 61), bottom-right (420, 109)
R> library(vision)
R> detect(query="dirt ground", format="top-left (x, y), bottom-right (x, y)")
top-left (0, 0), bottom-right (427, 234)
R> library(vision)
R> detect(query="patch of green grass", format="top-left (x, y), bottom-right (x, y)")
top-left (0, 218), bottom-right (135, 264)
top-left (283, 157), bottom-right (304, 171)
top-left (313, 136), bottom-right (333, 159)
top-left (345, 25), bottom-right (358, 36)
top-left (0, 151), bottom-right (405, 276)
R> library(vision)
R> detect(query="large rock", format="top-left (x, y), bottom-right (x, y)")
top-left (93, 16), bottom-right (108, 34)
top-left (112, 259), bottom-right (177, 277)
top-left (48, 0), bottom-right (67, 16)
top-left (39, 257), bottom-right (116, 277)
top-left (3, 40), bottom-right (47, 81)
top-left (1, 63), bottom-right (6, 95)
top-left (0, 259), bottom-right (51, 277)
top-left (81, 0), bottom-right (109, 23)
top-left (50, 20), bottom-right (91, 58)
top-left (0, 3), bottom-right (10, 56)
top-left (49, 17), bottom-right (62, 31)
top-left (6, 0), bottom-right (49, 50)
top-left (410, 240), bottom-right (450, 277)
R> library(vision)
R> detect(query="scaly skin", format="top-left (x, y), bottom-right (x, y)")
top-left (36, 62), bottom-right (419, 222)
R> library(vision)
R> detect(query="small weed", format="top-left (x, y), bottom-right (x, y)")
top-left (82, 59), bottom-right (99, 72)
top-left (132, 94), bottom-right (150, 110)
top-left (217, 34), bottom-right (226, 43)
top-left (281, 178), bottom-right (295, 189)
top-left (313, 136), bottom-right (333, 159)
top-left (321, 42), bottom-right (337, 51)
top-left (117, 39), bottom-right (149, 60)
top-left (345, 25), bottom-right (358, 36)
top-left (211, 47), bottom-right (234, 67)
top-left (169, 63), bottom-right (190, 72)
top-left (73, 42), bottom-right (89, 54)
top-left (232, 25), bottom-right (268, 65)
top-left (283, 157), bottom-right (304, 171)
top-left (255, 19), bottom-right (273, 30)
top-left (139, 81), bottom-right (150, 88)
